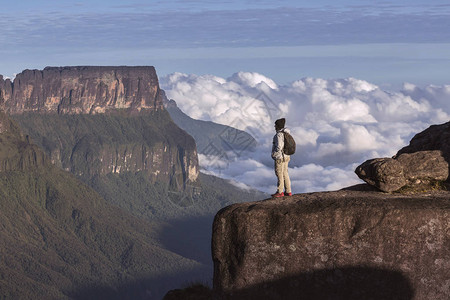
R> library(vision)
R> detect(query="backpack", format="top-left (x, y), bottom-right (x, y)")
top-left (283, 131), bottom-right (296, 155)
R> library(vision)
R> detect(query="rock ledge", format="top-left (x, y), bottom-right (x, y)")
top-left (212, 186), bottom-right (450, 300)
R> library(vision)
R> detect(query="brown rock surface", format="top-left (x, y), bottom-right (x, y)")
top-left (212, 186), bottom-right (450, 300)
top-left (354, 158), bottom-right (406, 192)
top-left (0, 66), bottom-right (164, 114)
top-left (397, 150), bottom-right (449, 183)
top-left (0, 75), bottom-right (12, 104)
top-left (355, 121), bottom-right (450, 192)
top-left (356, 150), bottom-right (448, 192)
top-left (396, 121), bottom-right (450, 157)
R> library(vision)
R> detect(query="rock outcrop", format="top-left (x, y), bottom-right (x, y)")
top-left (0, 66), bottom-right (164, 114)
top-left (396, 121), bottom-right (450, 156)
top-left (0, 75), bottom-right (13, 105)
top-left (212, 187), bottom-right (450, 300)
top-left (355, 151), bottom-right (448, 192)
top-left (355, 122), bottom-right (450, 192)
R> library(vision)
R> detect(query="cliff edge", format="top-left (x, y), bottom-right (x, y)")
top-left (0, 66), bottom-right (164, 114)
top-left (212, 186), bottom-right (450, 300)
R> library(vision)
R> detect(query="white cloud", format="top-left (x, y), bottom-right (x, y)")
top-left (161, 72), bottom-right (450, 194)
top-left (229, 72), bottom-right (278, 90)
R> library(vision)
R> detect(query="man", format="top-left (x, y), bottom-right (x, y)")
top-left (271, 118), bottom-right (292, 197)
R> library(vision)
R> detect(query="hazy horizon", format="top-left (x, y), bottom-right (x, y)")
top-left (2, 0), bottom-right (450, 86)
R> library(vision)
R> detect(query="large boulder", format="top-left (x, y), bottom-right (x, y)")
top-left (356, 150), bottom-right (448, 192)
top-left (212, 188), bottom-right (450, 300)
top-left (355, 121), bottom-right (450, 192)
top-left (355, 158), bottom-right (406, 192)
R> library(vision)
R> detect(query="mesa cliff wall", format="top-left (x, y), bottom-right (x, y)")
top-left (0, 66), bottom-right (198, 184)
top-left (212, 188), bottom-right (450, 300)
top-left (0, 66), bottom-right (164, 114)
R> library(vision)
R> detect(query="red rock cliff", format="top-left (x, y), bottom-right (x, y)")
top-left (0, 66), bottom-right (164, 114)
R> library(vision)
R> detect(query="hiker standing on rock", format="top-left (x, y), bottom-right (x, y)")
top-left (272, 118), bottom-right (295, 198)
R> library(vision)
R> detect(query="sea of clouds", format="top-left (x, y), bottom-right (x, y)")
top-left (161, 72), bottom-right (450, 194)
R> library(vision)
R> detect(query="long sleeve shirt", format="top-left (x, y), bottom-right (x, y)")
top-left (272, 128), bottom-right (290, 160)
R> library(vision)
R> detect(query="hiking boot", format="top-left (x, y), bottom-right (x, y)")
top-left (271, 192), bottom-right (284, 198)
top-left (285, 192), bottom-right (292, 196)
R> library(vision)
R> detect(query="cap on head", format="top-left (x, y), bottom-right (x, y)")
top-left (275, 118), bottom-right (285, 130)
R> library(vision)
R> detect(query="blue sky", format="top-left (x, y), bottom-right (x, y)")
top-left (2, 0), bottom-right (450, 86)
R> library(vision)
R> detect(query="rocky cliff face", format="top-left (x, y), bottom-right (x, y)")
top-left (0, 66), bottom-right (164, 114)
top-left (0, 67), bottom-right (198, 185)
top-left (212, 186), bottom-right (450, 300)
top-left (0, 75), bottom-right (13, 105)
top-left (13, 112), bottom-right (199, 185)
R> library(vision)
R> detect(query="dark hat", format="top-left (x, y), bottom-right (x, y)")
top-left (275, 118), bottom-right (285, 130)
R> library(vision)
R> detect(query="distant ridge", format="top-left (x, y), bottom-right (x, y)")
top-left (0, 66), bottom-right (164, 114)
top-left (164, 98), bottom-right (257, 156)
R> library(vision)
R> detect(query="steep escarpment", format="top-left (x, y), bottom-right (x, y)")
top-left (0, 67), bottom-right (198, 189)
top-left (0, 66), bottom-right (164, 114)
top-left (212, 187), bottom-right (450, 300)
top-left (13, 111), bottom-right (198, 185)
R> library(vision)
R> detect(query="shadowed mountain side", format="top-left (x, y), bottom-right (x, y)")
top-left (164, 99), bottom-right (257, 156)
top-left (157, 173), bottom-right (268, 275)
top-left (71, 266), bottom-right (210, 300)
top-left (0, 112), bottom-right (204, 300)
top-left (215, 267), bottom-right (414, 300)
top-left (159, 215), bottom-right (215, 267)
top-left (0, 164), bottom-right (206, 300)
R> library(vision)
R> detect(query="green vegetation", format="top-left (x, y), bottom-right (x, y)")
top-left (90, 171), bottom-right (266, 221)
top-left (12, 111), bottom-right (265, 221)
top-left (1, 110), bottom-right (267, 299)
top-left (0, 114), bottom-right (206, 299)
top-left (0, 165), bottom-right (206, 299)
top-left (13, 110), bottom-right (195, 179)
